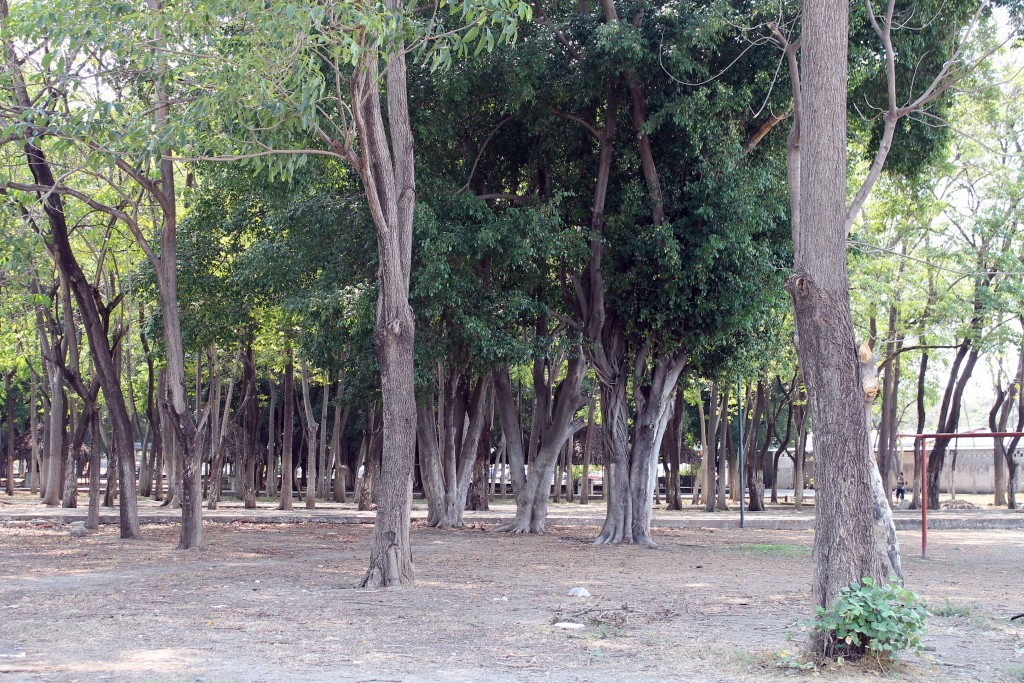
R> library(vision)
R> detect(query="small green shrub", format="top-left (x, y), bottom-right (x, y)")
top-left (812, 576), bottom-right (927, 662)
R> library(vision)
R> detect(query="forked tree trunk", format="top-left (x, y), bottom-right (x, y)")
top-left (785, 0), bottom-right (902, 639)
top-left (420, 375), bottom-right (492, 527)
top-left (494, 353), bottom-right (586, 534)
top-left (597, 349), bottom-right (686, 545)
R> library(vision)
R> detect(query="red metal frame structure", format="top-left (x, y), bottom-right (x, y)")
top-left (896, 431), bottom-right (1024, 559)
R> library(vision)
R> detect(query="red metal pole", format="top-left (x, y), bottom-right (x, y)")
top-left (920, 436), bottom-right (927, 559)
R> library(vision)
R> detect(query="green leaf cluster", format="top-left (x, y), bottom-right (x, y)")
top-left (812, 576), bottom-right (927, 662)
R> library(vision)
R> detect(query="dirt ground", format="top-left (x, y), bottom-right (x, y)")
top-left (0, 519), bottom-right (1022, 683)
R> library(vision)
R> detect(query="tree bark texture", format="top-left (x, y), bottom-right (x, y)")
top-left (787, 0), bottom-right (902, 639)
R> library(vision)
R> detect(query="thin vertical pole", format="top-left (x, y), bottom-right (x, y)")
top-left (738, 375), bottom-right (744, 529)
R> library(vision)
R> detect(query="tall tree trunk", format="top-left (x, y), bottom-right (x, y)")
top-left (267, 375), bottom-right (278, 499)
top-left (241, 347), bottom-right (258, 509)
top-left (580, 391), bottom-right (595, 505)
top-left (745, 381), bottom-right (769, 513)
top-left (715, 388), bottom-right (730, 512)
top-left (86, 406), bottom-right (101, 529)
top-left (349, 21), bottom-right (418, 589)
top-left (317, 380), bottom-right (329, 499)
top-left (4, 371), bottom-right (13, 495)
top-left (332, 397), bottom-right (350, 504)
top-left (703, 383), bottom-right (719, 511)
top-left (29, 373), bottom-right (39, 495)
top-left (279, 355), bottom-right (295, 510)
top-left (785, 0), bottom-right (902, 635)
top-left (299, 360), bottom-right (319, 509)
top-left (43, 374), bottom-right (64, 506)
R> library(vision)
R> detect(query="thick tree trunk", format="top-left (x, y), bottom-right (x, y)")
top-left (597, 349), bottom-right (686, 545)
top-left (787, 0), bottom-right (901, 641)
top-left (468, 399), bottom-right (491, 512)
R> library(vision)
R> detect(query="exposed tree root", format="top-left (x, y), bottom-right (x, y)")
top-left (358, 543), bottom-right (413, 589)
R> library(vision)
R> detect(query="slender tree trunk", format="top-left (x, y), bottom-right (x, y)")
top-left (87, 406), bottom-right (101, 530)
top-left (786, 0), bottom-right (901, 634)
top-left (4, 371), bottom-right (14, 495)
top-left (356, 408), bottom-right (375, 511)
top-left (267, 375), bottom-right (278, 499)
top-left (43, 375), bottom-right (64, 506)
top-left (349, 29), bottom-right (418, 589)
top-left (704, 383), bottom-right (718, 511)
top-left (317, 380), bottom-right (329, 499)
top-left (241, 347), bottom-right (258, 509)
top-left (279, 355), bottom-right (295, 510)
top-left (493, 367), bottom-right (527, 497)
top-left (715, 388), bottom-right (730, 512)
top-left (30, 374), bottom-right (39, 495)
top-left (300, 360), bottom-right (319, 509)
top-left (580, 391), bottom-right (595, 505)
top-left (332, 398), bottom-right (350, 504)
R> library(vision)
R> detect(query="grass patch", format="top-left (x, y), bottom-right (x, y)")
top-left (1004, 664), bottom-right (1024, 681)
top-left (736, 543), bottom-right (811, 556)
top-left (928, 598), bottom-right (971, 618)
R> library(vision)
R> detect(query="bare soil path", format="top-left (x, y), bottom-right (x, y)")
top-left (1, 520), bottom-right (1021, 683)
